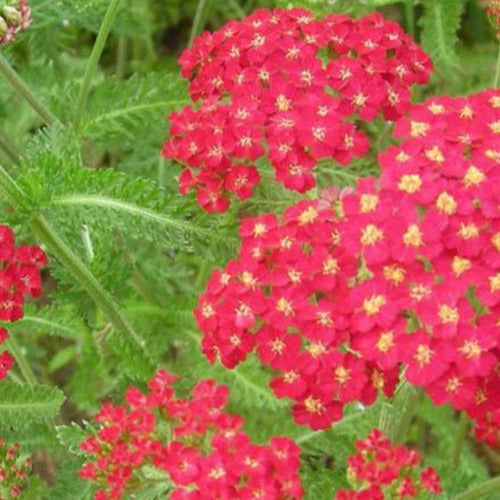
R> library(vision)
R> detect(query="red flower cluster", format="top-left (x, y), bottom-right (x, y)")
top-left (379, 90), bottom-right (500, 447)
top-left (79, 370), bottom-right (303, 500)
top-left (163, 7), bottom-right (432, 212)
top-left (194, 89), bottom-right (500, 434)
top-left (0, 224), bottom-right (46, 380)
top-left (487, 0), bottom-right (500, 38)
top-left (0, 1), bottom-right (31, 46)
top-left (0, 438), bottom-right (32, 499)
top-left (336, 429), bottom-right (442, 499)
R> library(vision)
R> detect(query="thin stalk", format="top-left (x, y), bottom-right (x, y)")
top-left (189, 0), bottom-right (209, 47)
top-left (453, 476), bottom-right (500, 500)
top-left (0, 55), bottom-right (57, 124)
top-left (451, 412), bottom-right (469, 467)
top-left (495, 43), bottom-right (500, 88)
top-left (116, 36), bottom-right (128, 80)
top-left (74, 0), bottom-right (124, 130)
top-left (4, 335), bottom-right (37, 386)
top-left (379, 382), bottom-right (419, 443)
top-left (31, 214), bottom-right (150, 361)
top-left (0, 129), bottom-right (20, 164)
top-left (404, 0), bottom-right (415, 38)
top-left (0, 164), bottom-right (151, 365)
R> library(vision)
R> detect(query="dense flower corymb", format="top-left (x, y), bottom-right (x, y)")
top-left (0, 1), bottom-right (31, 46)
top-left (79, 370), bottom-right (303, 499)
top-left (379, 89), bottom-right (500, 447)
top-left (164, 7), bottom-right (432, 212)
top-left (336, 429), bottom-right (442, 499)
top-left (195, 88), bottom-right (500, 436)
top-left (0, 224), bottom-right (47, 380)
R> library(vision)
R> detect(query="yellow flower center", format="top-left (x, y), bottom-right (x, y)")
top-left (398, 174), bottom-right (422, 194)
top-left (361, 224), bottom-right (384, 246)
top-left (363, 294), bottom-right (386, 316)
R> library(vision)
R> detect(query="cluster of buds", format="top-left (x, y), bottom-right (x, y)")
top-left (79, 370), bottom-right (303, 500)
top-left (164, 7), bottom-right (432, 212)
top-left (195, 89), bottom-right (500, 437)
top-left (0, 1), bottom-right (31, 46)
top-left (336, 429), bottom-right (442, 499)
top-left (487, 0), bottom-right (500, 38)
top-left (0, 438), bottom-right (32, 499)
top-left (0, 224), bottom-right (47, 380)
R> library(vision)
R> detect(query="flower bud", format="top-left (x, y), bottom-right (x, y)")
top-left (0, 1), bottom-right (31, 47)
top-left (487, 0), bottom-right (500, 38)
top-left (0, 16), bottom-right (7, 36)
top-left (2, 5), bottom-right (22, 26)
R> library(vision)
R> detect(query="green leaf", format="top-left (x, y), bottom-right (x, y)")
top-left (420, 0), bottom-right (467, 74)
top-left (56, 423), bottom-right (93, 457)
top-left (0, 383), bottom-right (65, 428)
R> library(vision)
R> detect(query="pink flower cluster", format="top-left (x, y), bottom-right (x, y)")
top-left (336, 429), bottom-right (442, 499)
top-left (0, 225), bottom-right (47, 380)
top-left (79, 370), bottom-right (303, 500)
top-left (163, 7), bottom-right (432, 212)
top-left (194, 89), bottom-right (500, 440)
top-left (379, 90), bottom-right (500, 447)
top-left (0, 438), bottom-right (32, 499)
top-left (0, 1), bottom-right (31, 46)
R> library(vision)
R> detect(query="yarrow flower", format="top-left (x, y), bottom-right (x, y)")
top-left (163, 7), bottom-right (432, 212)
top-left (0, 438), bottom-right (32, 499)
top-left (195, 89), bottom-right (500, 437)
top-left (0, 1), bottom-right (31, 46)
top-left (379, 89), bottom-right (500, 447)
top-left (336, 429), bottom-right (442, 499)
top-left (79, 370), bottom-right (303, 500)
top-left (0, 224), bottom-right (46, 380)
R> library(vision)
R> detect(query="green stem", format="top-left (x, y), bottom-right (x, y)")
top-left (73, 0), bottom-right (124, 130)
top-left (31, 214), bottom-right (150, 360)
top-left (403, 0), bottom-right (415, 38)
top-left (0, 164), bottom-right (151, 365)
top-left (4, 335), bottom-right (37, 386)
top-left (0, 129), bottom-right (20, 164)
top-left (189, 0), bottom-right (209, 47)
top-left (451, 412), bottom-right (469, 467)
top-left (0, 55), bottom-right (57, 125)
top-left (495, 43), bottom-right (500, 88)
top-left (379, 382), bottom-right (419, 443)
top-left (453, 476), bottom-right (500, 500)
top-left (116, 36), bottom-right (128, 80)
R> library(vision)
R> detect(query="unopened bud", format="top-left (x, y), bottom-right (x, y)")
top-left (2, 6), bottom-right (22, 26)
top-left (487, 0), bottom-right (500, 38)
top-left (0, 16), bottom-right (7, 36)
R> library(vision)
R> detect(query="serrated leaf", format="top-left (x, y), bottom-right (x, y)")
top-left (56, 422), bottom-right (93, 456)
top-left (420, 0), bottom-right (467, 74)
top-left (0, 383), bottom-right (65, 427)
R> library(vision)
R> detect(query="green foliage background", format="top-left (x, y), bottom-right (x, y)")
top-left (0, 0), bottom-right (498, 498)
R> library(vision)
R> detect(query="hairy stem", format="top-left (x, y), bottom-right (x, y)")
top-left (74, 0), bottom-right (124, 130)
top-left (379, 381), bottom-right (419, 443)
top-left (495, 43), bottom-right (500, 88)
top-left (31, 214), bottom-right (150, 360)
top-left (116, 36), bottom-right (128, 80)
top-left (189, 0), bottom-right (209, 47)
top-left (0, 55), bottom-right (57, 125)
top-left (451, 412), bottom-right (469, 467)
top-left (453, 476), bottom-right (500, 500)
top-left (4, 335), bottom-right (37, 386)
top-left (0, 129), bottom-right (20, 164)
top-left (0, 164), bottom-right (151, 366)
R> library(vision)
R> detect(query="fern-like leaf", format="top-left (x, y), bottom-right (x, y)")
top-left (0, 383), bottom-right (65, 428)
